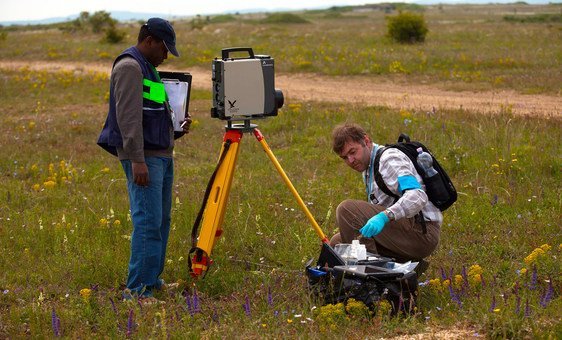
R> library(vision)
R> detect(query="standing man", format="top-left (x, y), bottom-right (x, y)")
top-left (97, 18), bottom-right (191, 301)
top-left (330, 123), bottom-right (441, 268)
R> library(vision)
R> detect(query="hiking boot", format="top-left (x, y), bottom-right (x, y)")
top-left (163, 282), bottom-right (180, 291)
top-left (138, 296), bottom-right (166, 306)
top-left (156, 279), bottom-right (181, 292)
top-left (414, 259), bottom-right (430, 277)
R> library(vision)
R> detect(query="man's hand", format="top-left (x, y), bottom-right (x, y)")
top-left (181, 113), bottom-right (193, 134)
top-left (132, 162), bottom-right (149, 186)
top-left (359, 212), bottom-right (389, 238)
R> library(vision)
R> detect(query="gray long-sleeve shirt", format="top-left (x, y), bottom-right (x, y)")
top-left (113, 57), bottom-right (173, 162)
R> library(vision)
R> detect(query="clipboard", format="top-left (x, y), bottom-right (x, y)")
top-left (160, 71), bottom-right (192, 132)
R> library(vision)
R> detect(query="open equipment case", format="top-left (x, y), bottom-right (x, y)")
top-left (305, 243), bottom-right (419, 315)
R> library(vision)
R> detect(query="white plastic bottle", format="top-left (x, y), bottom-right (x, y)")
top-left (416, 147), bottom-right (438, 177)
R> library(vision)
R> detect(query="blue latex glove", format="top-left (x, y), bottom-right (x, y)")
top-left (360, 212), bottom-right (389, 238)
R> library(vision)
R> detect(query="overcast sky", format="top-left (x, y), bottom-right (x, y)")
top-left (0, 0), bottom-right (387, 22)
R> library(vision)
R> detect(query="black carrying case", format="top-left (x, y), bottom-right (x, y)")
top-left (305, 243), bottom-right (419, 314)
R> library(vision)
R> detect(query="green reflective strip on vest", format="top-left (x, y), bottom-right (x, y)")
top-left (143, 78), bottom-right (166, 104)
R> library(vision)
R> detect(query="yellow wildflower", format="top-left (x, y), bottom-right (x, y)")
top-left (524, 247), bottom-right (546, 265)
top-left (429, 278), bottom-right (441, 288)
top-left (378, 300), bottom-right (392, 316)
top-left (469, 274), bottom-right (482, 286)
top-left (80, 288), bottom-right (92, 301)
top-left (520, 268), bottom-right (527, 275)
top-left (468, 264), bottom-right (483, 277)
top-left (99, 218), bottom-right (108, 227)
top-left (442, 279), bottom-right (451, 288)
top-left (540, 244), bottom-right (551, 252)
top-left (113, 219), bottom-right (121, 226)
top-left (345, 298), bottom-right (369, 318)
top-left (101, 167), bottom-right (110, 173)
top-left (287, 319), bottom-right (292, 324)
top-left (454, 275), bottom-right (463, 288)
top-left (43, 180), bottom-right (56, 189)
top-left (32, 184), bottom-right (41, 191)
top-left (493, 308), bottom-right (501, 313)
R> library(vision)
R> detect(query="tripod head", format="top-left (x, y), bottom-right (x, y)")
top-left (225, 119), bottom-right (258, 133)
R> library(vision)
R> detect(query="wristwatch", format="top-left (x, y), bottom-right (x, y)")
top-left (384, 209), bottom-right (395, 221)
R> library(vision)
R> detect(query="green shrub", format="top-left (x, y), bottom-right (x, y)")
top-left (386, 11), bottom-right (428, 43)
top-left (103, 26), bottom-right (126, 44)
top-left (262, 13), bottom-right (309, 24)
top-left (210, 14), bottom-right (237, 23)
top-left (191, 15), bottom-right (206, 30)
top-left (0, 30), bottom-right (7, 42)
top-left (89, 11), bottom-right (116, 33)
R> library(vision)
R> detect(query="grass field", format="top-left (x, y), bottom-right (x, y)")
top-left (0, 3), bottom-right (561, 338)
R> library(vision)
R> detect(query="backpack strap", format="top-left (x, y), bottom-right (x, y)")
top-left (373, 147), bottom-right (399, 202)
top-left (373, 145), bottom-right (427, 234)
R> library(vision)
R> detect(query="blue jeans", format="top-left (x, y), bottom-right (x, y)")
top-left (121, 157), bottom-right (173, 297)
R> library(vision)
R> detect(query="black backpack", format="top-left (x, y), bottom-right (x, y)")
top-left (373, 133), bottom-right (457, 211)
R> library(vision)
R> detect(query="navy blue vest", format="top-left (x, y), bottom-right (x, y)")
top-left (97, 46), bottom-right (172, 156)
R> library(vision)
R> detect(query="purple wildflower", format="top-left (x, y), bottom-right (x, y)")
top-left (488, 296), bottom-right (496, 312)
top-left (126, 309), bottom-right (134, 337)
top-left (529, 266), bottom-right (538, 290)
top-left (515, 296), bottom-right (521, 314)
top-left (448, 285), bottom-right (462, 308)
top-left (267, 286), bottom-right (273, 307)
top-left (193, 288), bottom-right (201, 313)
top-left (51, 308), bottom-right (61, 337)
top-left (540, 279), bottom-right (554, 308)
top-left (109, 297), bottom-right (118, 314)
top-left (243, 295), bottom-right (251, 316)
top-left (480, 274), bottom-right (486, 288)
top-left (186, 293), bottom-right (193, 316)
top-left (212, 309), bottom-right (220, 324)
top-left (461, 266), bottom-right (468, 281)
top-left (524, 298), bottom-right (531, 317)
top-left (513, 280), bottom-right (520, 297)
top-left (461, 266), bottom-right (469, 293)
top-left (440, 267), bottom-right (447, 281)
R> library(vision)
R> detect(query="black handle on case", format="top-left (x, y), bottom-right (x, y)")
top-left (221, 47), bottom-right (255, 60)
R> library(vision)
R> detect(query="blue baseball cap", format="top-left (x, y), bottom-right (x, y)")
top-left (145, 17), bottom-right (179, 57)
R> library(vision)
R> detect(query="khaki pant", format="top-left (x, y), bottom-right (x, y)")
top-left (330, 199), bottom-right (440, 262)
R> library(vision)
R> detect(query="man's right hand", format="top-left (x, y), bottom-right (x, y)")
top-left (132, 162), bottom-right (149, 186)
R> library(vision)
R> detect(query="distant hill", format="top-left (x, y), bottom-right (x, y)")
top-left (0, 1), bottom-right (556, 26)
top-left (0, 11), bottom-right (176, 26)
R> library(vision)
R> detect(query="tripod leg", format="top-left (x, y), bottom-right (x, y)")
top-left (191, 129), bottom-right (243, 277)
top-left (252, 128), bottom-right (330, 244)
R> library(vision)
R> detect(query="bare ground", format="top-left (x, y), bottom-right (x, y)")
top-left (2, 60), bottom-right (560, 118)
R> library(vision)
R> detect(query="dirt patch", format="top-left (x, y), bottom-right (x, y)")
top-left (2, 60), bottom-right (560, 118)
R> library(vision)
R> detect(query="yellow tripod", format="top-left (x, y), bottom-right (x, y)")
top-left (189, 121), bottom-right (330, 278)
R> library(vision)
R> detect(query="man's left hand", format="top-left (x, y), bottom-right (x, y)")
top-left (181, 113), bottom-right (192, 134)
top-left (360, 212), bottom-right (389, 238)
